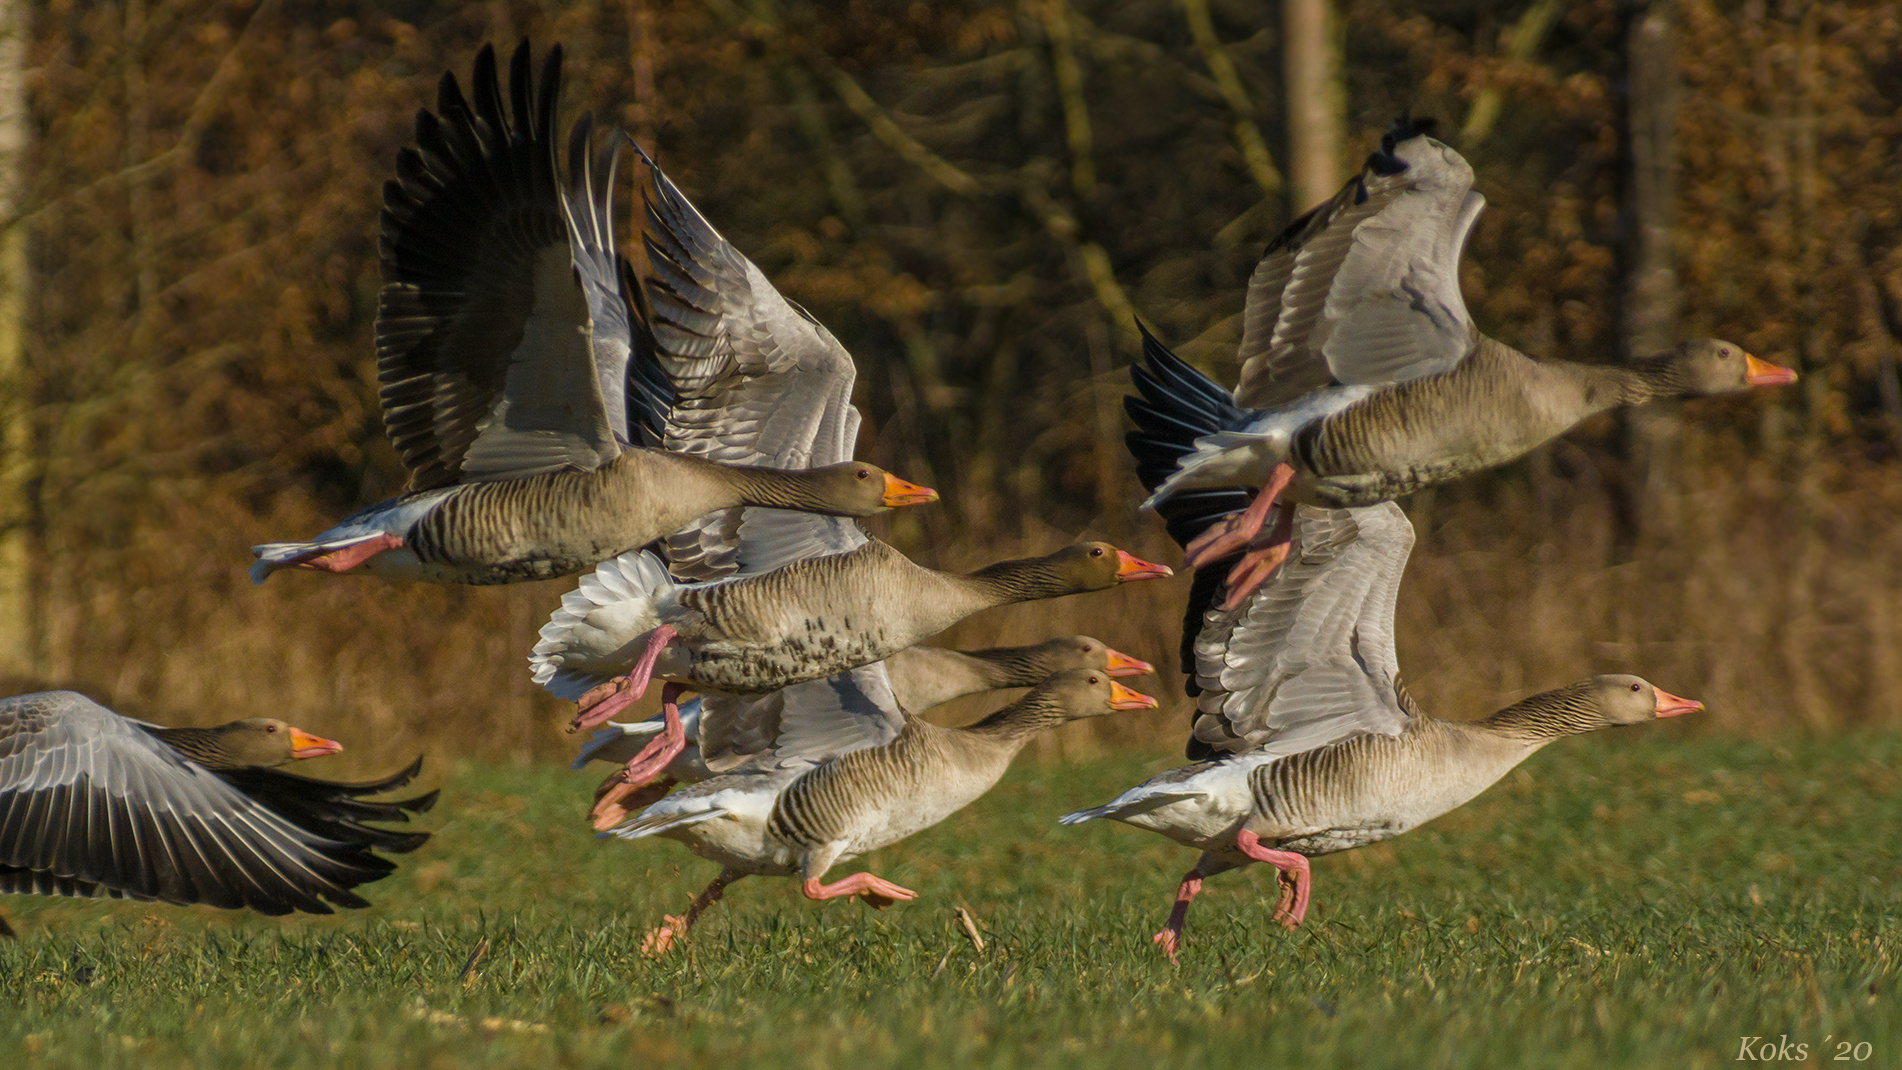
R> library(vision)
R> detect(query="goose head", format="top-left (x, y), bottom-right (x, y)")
top-left (1049, 542), bottom-right (1175, 590)
top-left (210, 718), bottom-right (345, 766)
top-left (1667, 339), bottom-right (1797, 396)
top-left (1016, 636), bottom-right (1155, 679)
top-left (1585, 674), bottom-right (1704, 726)
top-left (793, 463), bottom-right (939, 515)
top-left (1026, 667), bottom-right (1161, 723)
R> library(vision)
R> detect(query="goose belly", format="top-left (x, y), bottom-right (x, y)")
top-left (1098, 759), bottom-right (1262, 852)
top-left (1248, 735), bottom-right (1515, 856)
top-left (681, 581), bottom-right (911, 694)
top-left (836, 776), bottom-right (997, 860)
top-left (768, 745), bottom-right (1006, 866)
top-left (407, 480), bottom-right (648, 584)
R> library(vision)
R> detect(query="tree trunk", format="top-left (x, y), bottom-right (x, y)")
top-left (1282, 0), bottom-right (1343, 212)
top-left (1616, 0), bottom-right (1680, 551)
top-left (0, 0), bottom-right (32, 675)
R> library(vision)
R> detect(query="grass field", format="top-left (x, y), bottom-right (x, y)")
top-left (2, 728), bottom-right (1898, 1069)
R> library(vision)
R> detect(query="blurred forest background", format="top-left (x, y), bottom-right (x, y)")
top-left (0, 0), bottom-right (1898, 764)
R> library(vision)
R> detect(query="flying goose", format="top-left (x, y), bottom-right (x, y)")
top-left (1133, 118), bottom-right (1795, 608)
top-left (607, 666), bottom-right (1158, 954)
top-left (248, 42), bottom-right (934, 587)
top-left (531, 143), bottom-right (1169, 791)
top-left (574, 635), bottom-right (1154, 826)
top-left (1059, 503), bottom-right (1700, 962)
top-left (0, 691), bottom-right (435, 915)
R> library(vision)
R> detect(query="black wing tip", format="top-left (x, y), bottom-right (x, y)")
top-left (1369, 113), bottom-right (1438, 176)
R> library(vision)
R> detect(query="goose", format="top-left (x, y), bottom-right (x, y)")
top-left (1059, 503), bottom-right (1701, 962)
top-left (1133, 117), bottom-right (1795, 608)
top-left (606, 666), bottom-right (1158, 954)
top-left (0, 691), bottom-right (435, 915)
top-left (574, 635), bottom-right (1155, 825)
top-left (531, 142), bottom-right (1169, 790)
top-left (247, 42), bottom-right (935, 587)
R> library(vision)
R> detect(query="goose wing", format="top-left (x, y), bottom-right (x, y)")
top-left (377, 42), bottom-right (658, 491)
top-left (635, 149), bottom-right (868, 580)
top-left (1233, 120), bottom-right (1483, 412)
top-left (696, 664), bottom-right (905, 774)
top-left (0, 691), bottom-right (422, 915)
top-left (1186, 503), bottom-right (1415, 760)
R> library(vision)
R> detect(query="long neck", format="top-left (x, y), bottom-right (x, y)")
top-left (717, 464), bottom-right (854, 512)
top-left (951, 557), bottom-right (1089, 610)
top-left (1562, 353), bottom-right (1686, 408)
top-left (958, 693), bottom-right (1075, 750)
top-left (1476, 684), bottom-right (1607, 744)
top-left (887, 647), bottom-right (1019, 712)
top-left (151, 726), bottom-right (258, 770)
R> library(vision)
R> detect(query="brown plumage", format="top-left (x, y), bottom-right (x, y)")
top-left (1065, 503), bottom-right (1701, 962)
top-left (248, 41), bottom-right (935, 587)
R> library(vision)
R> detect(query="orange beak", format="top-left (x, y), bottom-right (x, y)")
top-left (1107, 681), bottom-right (1160, 710)
top-left (289, 727), bottom-right (344, 759)
top-left (1104, 648), bottom-right (1154, 677)
top-left (1744, 353), bottom-right (1797, 387)
top-left (1113, 550), bottom-right (1174, 581)
top-left (1652, 688), bottom-right (1703, 718)
top-left (881, 473), bottom-right (940, 508)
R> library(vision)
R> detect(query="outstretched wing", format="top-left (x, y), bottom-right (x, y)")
top-left (0, 692), bottom-right (427, 915)
top-left (635, 148), bottom-right (867, 580)
top-left (376, 42), bottom-right (636, 490)
top-left (1234, 118), bottom-right (1483, 412)
top-left (696, 664), bottom-right (905, 774)
top-left (1186, 503), bottom-right (1415, 760)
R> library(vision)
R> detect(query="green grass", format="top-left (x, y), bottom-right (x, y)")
top-left (3, 730), bottom-right (1899, 1069)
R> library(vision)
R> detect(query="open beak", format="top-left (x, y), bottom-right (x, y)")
top-left (1104, 648), bottom-right (1154, 677)
top-left (1107, 681), bottom-right (1160, 711)
top-left (881, 473), bottom-right (940, 508)
top-left (1113, 550), bottom-right (1174, 581)
top-left (1744, 353), bottom-right (1798, 387)
top-left (289, 727), bottom-right (344, 759)
top-left (1652, 688), bottom-right (1704, 718)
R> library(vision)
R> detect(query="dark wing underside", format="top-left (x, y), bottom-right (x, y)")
top-left (0, 692), bottom-right (434, 915)
top-left (376, 41), bottom-right (633, 490)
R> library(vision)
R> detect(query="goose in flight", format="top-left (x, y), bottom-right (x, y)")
top-left (1135, 118), bottom-right (1794, 609)
top-left (249, 42), bottom-right (933, 587)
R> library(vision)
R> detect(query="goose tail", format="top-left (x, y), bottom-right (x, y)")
top-left (530, 551), bottom-right (676, 701)
top-left (1124, 324), bottom-right (1255, 538)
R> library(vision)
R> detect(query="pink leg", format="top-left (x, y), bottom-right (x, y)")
top-left (590, 773), bottom-right (676, 832)
top-left (1236, 830), bottom-right (1312, 929)
top-left (290, 533), bottom-right (404, 574)
top-left (641, 870), bottom-right (736, 956)
top-left (1182, 463), bottom-right (1297, 568)
top-left (1151, 868), bottom-right (1205, 964)
top-left (1218, 506), bottom-right (1296, 610)
top-left (801, 873), bottom-right (918, 910)
top-left (568, 625), bottom-right (678, 733)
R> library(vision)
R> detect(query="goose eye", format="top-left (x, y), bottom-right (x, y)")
top-left (1719, 347), bottom-right (1732, 358)
top-left (1088, 675), bottom-right (1101, 685)
top-left (266, 724), bottom-right (278, 732)
top-left (855, 468), bottom-right (871, 480)
top-left (1630, 683), bottom-right (1642, 693)
top-left (1089, 548), bottom-right (1104, 557)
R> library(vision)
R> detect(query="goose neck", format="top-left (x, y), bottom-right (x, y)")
top-left (1476, 686), bottom-right (1607, 744)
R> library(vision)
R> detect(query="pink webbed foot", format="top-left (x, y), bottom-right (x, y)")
top-left (1151, 869), bottom-right (1205, 965)
top-left (801, 873), bottom-right (918, 910)
top-left (1217, 506), bottom-right (1296, 610)
top-left (290, 533), bottom-right (404, 574)
top-left (641, 915), bottom-right (689, 956)
top-left (1236, 829), bottom-right (1312, 929)
top-left (568, 625), bottom-right (679, 733)
top-left (1182, 463), bottom-right (1296, 569)
top-left (641, 872), bottom-right (735, 957)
